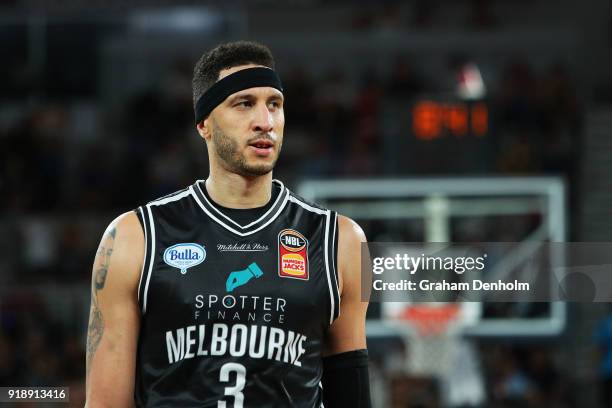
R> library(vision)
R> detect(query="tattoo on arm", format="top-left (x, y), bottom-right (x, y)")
top-left (86, 226), bottom-right (116, 376)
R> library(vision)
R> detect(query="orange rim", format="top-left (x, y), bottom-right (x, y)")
top-left (400, 304), bottom-right (460, 336)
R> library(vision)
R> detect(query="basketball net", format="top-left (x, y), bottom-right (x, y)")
top-left (399, 303), bottom-right (462, 378)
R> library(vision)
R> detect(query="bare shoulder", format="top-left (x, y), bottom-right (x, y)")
top-left (111, 210), bottom-right (144, 240)
top-left (336, 215), bottom-right (367, 295)
top-left (99, 210), bottom-right (142, 240)
top-left (337, 215), bottom-right (367, 247)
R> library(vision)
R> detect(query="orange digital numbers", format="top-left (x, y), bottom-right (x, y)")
top-left (471, 102), bottom-right (488, 136)
top-left (447, 104), bottom-right (468, 137)
top-left (412, 101), bottom-right (441, 140)
top-left (412, 101), bottom-right (488, 140)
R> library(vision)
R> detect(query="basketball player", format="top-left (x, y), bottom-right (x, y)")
top-left (85, 41), bottom-right (371, 407)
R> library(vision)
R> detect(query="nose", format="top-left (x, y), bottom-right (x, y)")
top-left (252, 103), bottom-right (274, 133)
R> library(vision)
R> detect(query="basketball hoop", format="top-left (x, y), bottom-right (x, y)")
top-left (387, 303), bottom-right (464, 380)
top-left (401, 303), bottom-right (460, 336)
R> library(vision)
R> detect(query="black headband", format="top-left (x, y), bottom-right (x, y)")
top-left (194, 67), bottom-right (283, 125)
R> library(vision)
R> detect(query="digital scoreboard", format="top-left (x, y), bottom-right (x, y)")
top-left (411, 100), bottom-right (489, 141)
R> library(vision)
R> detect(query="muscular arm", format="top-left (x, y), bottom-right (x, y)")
top-left (324, 215), bottom-right (369, 354)
top-left (85, 212), bottom-right (144, 407)
top-left (322, 215), bottom-right (371, 407)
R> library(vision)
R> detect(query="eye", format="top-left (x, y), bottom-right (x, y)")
top-left (268, 100), bottom-right (282, 109)
top-left (234, 100), bottom-right (252, 108)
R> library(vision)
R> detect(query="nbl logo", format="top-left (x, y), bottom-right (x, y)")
top-left (281, 235), bottom-right (305, 249)
top-left (278, 229), bottom-right (309, 280)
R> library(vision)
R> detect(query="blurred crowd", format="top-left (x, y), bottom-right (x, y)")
top-left (0, 288), bottom-right (86, 406)
top-left (1, 56), bottom-right (581, 213)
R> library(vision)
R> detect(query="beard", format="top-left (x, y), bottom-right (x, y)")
top-left (211, 122), bottom-right (281, 177)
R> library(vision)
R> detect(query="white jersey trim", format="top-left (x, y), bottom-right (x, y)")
top-left (149, 189), bottom-right (192, 206)
top-left (195, 179), bottom-right (286, 229)
top-left (136, 207), bottom-right (148, 304)
top-left (324, 210), bottom-right (335, 325)
top-left (142, 204), bottom-right (156, 314)
top-left (319, 381), bottom-right (325, 408)
top-left (190, 185), bottom-right (290, 237)
top-left (331, 212), bottom-right (340, 317)
top-left (287, 195), bottom-right (327, 215)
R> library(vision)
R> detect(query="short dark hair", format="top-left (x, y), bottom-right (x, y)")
top-left (192, 41), bottom-right (275, 109)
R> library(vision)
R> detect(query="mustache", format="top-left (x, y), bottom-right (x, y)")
top-left (246, 134), bottom-right (276, 144)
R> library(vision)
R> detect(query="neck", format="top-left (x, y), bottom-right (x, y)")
top-left (205, 167), bottom-right (273, 209)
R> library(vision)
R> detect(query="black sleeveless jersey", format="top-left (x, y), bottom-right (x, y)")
top-left (133, 179), bottom-right (340, 408)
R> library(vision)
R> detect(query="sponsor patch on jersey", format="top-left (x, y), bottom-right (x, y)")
top-left (163, 243), bottom-right (206, 274)
top-left (278, 229), bottom-right (309, 280)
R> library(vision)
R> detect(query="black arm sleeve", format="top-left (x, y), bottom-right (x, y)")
top-left (322, 349), bottom-right (372, 408)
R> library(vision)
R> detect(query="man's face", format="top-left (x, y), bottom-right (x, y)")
top-left (199, 64), bottom-right (285, 177)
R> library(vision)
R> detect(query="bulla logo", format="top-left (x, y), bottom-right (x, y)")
top-left (163, 243), bottom-right (206, 274)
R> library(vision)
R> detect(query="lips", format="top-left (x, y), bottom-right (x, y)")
top-left (247, 138), bottom-right (274, 157)
top-left (248, 139), bottom-right (273, 149)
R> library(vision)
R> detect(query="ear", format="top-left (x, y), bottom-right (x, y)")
top-left (196, 117), bottom-right (212, 141)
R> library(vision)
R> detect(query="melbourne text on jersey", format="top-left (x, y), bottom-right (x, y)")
top-left (164, 293), bottom-right (306, 366)
top-left (165, 323), bottom-right (307, 367)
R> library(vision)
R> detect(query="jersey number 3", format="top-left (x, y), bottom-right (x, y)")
top-left (218, 363), bottom-right (246, 408)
